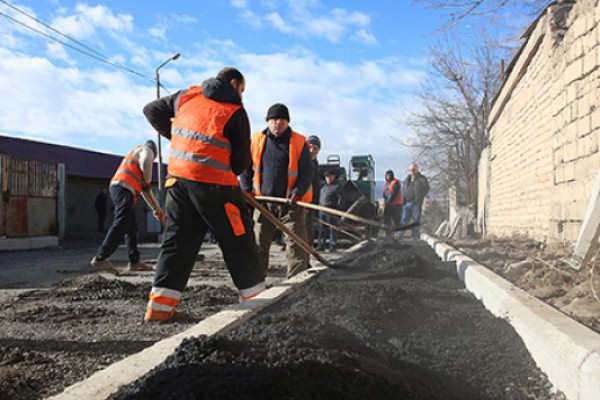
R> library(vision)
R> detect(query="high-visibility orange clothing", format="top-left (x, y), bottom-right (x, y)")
top-left (169, 86), bottom-right (240, 186)
top-left (250, 131), bottom-right (313, 203)
top-left (111, 146), bottom-right (145, 202)
top-left (383, 178), bottom-right (403, 206)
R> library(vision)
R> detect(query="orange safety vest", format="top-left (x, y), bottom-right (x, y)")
top-left (383, 179), bottom-right (403, 206)
top-left (250, 130), bottom-right (313, 203)
top-left (111, 146), bottom-right (146, 202)
top-left (168, 86), bottom-right (240, 186)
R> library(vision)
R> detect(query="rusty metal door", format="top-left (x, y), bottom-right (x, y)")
top-left (0, 154), bottom-right (58, 238)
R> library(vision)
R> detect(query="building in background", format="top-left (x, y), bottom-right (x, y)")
top-left (0, 134), bottom-right (164, 248)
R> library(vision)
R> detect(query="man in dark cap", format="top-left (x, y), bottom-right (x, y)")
top-left (317, 169), bottom-right (342, 252)
top-left (243, 103), bottom-right (313, 278)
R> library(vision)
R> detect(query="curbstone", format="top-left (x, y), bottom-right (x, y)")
top-left (421, 233), bottom-right (600, 400)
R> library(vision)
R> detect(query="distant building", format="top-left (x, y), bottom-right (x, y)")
top-left (0, 134), bottom-right (165, 241)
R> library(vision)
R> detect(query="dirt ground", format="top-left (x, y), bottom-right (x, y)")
top-left (112, 239), bottom-right (565, 400)
top-left (0, 239), bottom-right (290, 400)
top-left (444, 236), bottom-right (600, 333)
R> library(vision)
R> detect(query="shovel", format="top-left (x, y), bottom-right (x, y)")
top-left (254, 195), bottom-right (419, 234)
top-left (243, 192), bottom-right (354, 270)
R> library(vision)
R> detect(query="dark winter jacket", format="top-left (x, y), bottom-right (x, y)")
top-left (403, 172), bottom-right (429, 205)
top-left (310, 158), bottom-right (320, 205)
top-left (240, 128), bottom-right (313, 199)
top-left (320, 181), bottom-right (342, 209)
top-left (142, 77), bottom-right (251, 175)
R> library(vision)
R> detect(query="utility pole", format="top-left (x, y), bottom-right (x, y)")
top-left (154, 53), bottom-right (180, 196)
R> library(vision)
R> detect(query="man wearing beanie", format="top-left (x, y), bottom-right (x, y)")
top-left (242, 103), bottom-right (314, 278)
top-left (305, 135), bottom-right (321, 251)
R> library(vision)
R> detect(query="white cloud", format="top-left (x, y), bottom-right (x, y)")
top-left (231, 0), bottom-right (249, 9)
top-left (51, 4), bottom-right (133, 39)
top-left (0, 47), bottom-right (152, 148)
top-left (265, 12), bottom-right (293, 33)
top-left (147, 14), bottom-right (197, 41)
top-left (234, 0), bottom-right (377, 44)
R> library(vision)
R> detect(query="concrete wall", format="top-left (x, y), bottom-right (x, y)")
top-left (486, 0), bottom-right (600, 242)
top-left (65, 176), bottom-right (159, 240)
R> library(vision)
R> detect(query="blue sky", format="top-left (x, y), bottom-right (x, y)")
top-left (0, 0), bottom-right (453, 180)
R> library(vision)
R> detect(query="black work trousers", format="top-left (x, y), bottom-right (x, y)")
top-left (153, 179), bottom-right (265, 292)
top-left (384, 204), bottom-right (403, 229)
top-left (96, 185), bottom-right (139, 263)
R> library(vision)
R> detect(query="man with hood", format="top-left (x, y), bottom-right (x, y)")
top-left (141, 67), bottom-right (267, 322)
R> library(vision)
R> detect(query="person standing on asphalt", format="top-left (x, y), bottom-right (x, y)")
top-left (317, 169), bottom-right (342, 252)
top-left (90, 141), bottom-right (165, 275)
top-left (94, 187), bottom-right (108, 232)
top-left (382, 169), bottom-right (403, 231)
top-left (400, 163), bottom-right (430, 238)
top-left (142, 67), bottom-right (267, 322)
top-left (242, 103), bottom-right (313, 279)
top-left (305, 135), bottom-right (321, 249)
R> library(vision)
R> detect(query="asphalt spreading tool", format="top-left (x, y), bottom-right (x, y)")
top-left (254, 195), bottom-right (420, 234)
top-left (243, 192), bottom-right (354, 270)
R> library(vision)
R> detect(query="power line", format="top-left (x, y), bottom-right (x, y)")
top-left (0, 0), bottom-right (107, 59)
top-left (0, 4), bottom-right (155, 83)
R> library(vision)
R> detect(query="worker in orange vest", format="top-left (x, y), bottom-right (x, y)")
top-left (141, 67), bottom-right (266, 322)
top-left (383, 169), bottom-right (403, 231)
top-left (91, 141), bottom-right (165, 275)
top-left (242, 103), bottom-right (313, 279)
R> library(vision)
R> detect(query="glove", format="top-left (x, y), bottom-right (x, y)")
top-left (246, 190), bottom-right (255, 198)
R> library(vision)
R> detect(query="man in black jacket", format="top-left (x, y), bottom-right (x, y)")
top-left (242, 103), bottom-right (313, 279)
top-left (400, 163), bottom-right (430, 238)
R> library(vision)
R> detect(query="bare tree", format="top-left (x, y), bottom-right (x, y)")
top-left (405, 35), bottom-right (502, 208)
top-left (413, 0), bottom-right (553, 27)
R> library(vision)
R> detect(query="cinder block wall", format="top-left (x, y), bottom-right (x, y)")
top-left (487, 0), bottom-right (600, 242)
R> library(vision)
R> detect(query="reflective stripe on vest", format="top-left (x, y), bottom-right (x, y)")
top-left (111, 146), bottom-right (144, 196)
top-left (168, 86), bottom-right (240, 186)
top-left (384, 179), bottom-right (403, 206)
top-left (250, 130), bottom-right (313, 203)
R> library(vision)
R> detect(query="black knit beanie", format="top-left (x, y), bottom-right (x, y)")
top-left (266, 103), bottom-right (290, 122)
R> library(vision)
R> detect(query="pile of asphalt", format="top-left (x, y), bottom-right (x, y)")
top-left (112, 239), bottom-right (564, 400)
top-left (0, 275), bottom-right (239, 400)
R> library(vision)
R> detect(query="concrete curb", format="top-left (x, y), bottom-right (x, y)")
top-left (47, 242), bottom-right (370, 400)
top-left (0, 236), bottom-right (58, 251)
top-left (421, 233), bottom-right (600, 400)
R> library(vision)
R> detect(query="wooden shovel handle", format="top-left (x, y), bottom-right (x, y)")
top-left (243, 192), bottom-right (333, 267)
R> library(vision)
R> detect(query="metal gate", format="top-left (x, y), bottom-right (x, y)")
top-left (0, 154), bottom-right (58, 238)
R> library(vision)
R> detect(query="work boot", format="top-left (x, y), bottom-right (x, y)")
top-left (90, 256), bottom-right (120, 276)
top-left (144, 309), bottom-right (189, 324)
top-left (127, 261), bottom-right (153, 272)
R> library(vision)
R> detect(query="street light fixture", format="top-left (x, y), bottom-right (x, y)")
top-left (155, 53), bottom-right (180, 193)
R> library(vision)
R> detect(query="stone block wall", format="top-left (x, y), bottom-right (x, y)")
top-left (486, 0), bottom-right (600, 242)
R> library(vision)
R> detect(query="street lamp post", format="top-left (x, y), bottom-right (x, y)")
top-left (155, 53), bottom-right (180, 194)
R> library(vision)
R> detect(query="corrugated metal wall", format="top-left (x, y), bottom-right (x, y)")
top-left (0, 154), bottom-right (58, 238)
